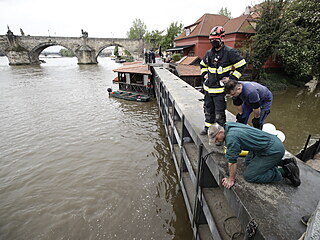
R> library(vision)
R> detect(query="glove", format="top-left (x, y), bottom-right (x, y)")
top-left (236, 113), bottom-right (246, 124)
top-left (252, 117), bottom-right (261, 129)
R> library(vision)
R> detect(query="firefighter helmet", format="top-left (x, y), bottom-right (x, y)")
top-left (209, 26), bottom-right (225, 39)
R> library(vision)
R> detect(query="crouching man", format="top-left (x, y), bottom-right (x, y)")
top-left (208, 122), bottom-right (301, 188)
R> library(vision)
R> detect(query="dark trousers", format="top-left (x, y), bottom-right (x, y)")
top-left (242, 92), bottom-right (273, 126)
top-left (244, 136), bottom-right (284, 183)
top-left (203, 92), bottom-right (226, 127)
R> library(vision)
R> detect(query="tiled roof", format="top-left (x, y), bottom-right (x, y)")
top-left (122, 61), bottom-right (143, 65)
top-left (176, 65), bottom-right (201, 77)
top-left (175, 14), bottom-right (229, 40)
top-left (223, 14), bottom-right (256, 34)
top-left (178, 56), bottom-right (200, 65)
top-left (175, 13), bottom-right (256, 42)
top-left (113, 62), bottom-right (151, 75)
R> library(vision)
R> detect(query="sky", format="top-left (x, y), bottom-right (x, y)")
top-left (0, 0), bottom-right (262, 38)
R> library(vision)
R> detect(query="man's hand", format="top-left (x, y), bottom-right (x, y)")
top-left (222, 177), bottom-right (235, 189)
top-left (252, 117), bottom-right (261, 129)
top-left (221, 77), bottom-right (230, 83)
top-left (236, 113), bottom-right (246, 123)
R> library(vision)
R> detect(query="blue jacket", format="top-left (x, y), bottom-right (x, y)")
top-left (232, 81), bottom-right (272, 109)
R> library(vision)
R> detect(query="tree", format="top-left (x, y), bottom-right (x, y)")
top-left (218, 7), bottom-right (232, 18)
top-left (127, 18), bottom-right (147, 39)
top-left (250, 0), bottom-right (288, 79)
top-left (114, 45), bottom-right (119, 57)
top-left (144, 30), bottom-right (164, 49)
top-left (161, 22), bottom-right (184, 50)
top-left (59, 48), bottom-right (75, 57)
top-left (278, 0), bottom-right (320, 82)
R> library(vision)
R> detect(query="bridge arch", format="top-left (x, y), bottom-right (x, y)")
top-left (29, 42), bottom-right (73, 64)
top-left (96, 43), bottom-right (134, 61)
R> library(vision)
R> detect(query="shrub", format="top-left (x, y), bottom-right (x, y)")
top-left (172, 53), bottom-right (182, 62)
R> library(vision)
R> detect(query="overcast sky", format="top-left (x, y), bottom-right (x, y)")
top-left (1, 0), bottom-right (262, 38)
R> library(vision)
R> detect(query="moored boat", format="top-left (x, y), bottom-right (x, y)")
top-left (109, 90), bottom-right (150, 102)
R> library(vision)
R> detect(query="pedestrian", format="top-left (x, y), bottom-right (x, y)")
top-left (151, 51), bottom-right (156, 63)
top-left (200, 26), bottom-right (246, 135)
top-left (208, 122), bottom-right (301, 188)
top-left (224, 80), bottom-right (273, 129)
top-left (144, 50), bottom-right (149, 64)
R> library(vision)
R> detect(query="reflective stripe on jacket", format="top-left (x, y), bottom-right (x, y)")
top-left (200, 45), bottom-right (246, 93)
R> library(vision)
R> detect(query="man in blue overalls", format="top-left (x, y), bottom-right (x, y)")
top-left (224, 80), bottom-right (272, 129)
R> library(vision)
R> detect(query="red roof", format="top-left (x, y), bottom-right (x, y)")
top-left (223, 14), bottom-right (256, 34)
top-left (175, 13), bottom-right (256, 43)
top-left (113, 62), bottom-right (151, 75)
top-left (175, 14), bottom-right (229, 41)
top-left (175, 65), bottom-right (201, 77)
top-left (178, 56), bottom-right (200, 65)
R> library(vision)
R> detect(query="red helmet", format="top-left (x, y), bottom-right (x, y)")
top-left (209, 26), bottom-right (225, 39)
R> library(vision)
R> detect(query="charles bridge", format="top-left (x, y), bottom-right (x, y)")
top-left (0, 29), bottom-right (144, 65)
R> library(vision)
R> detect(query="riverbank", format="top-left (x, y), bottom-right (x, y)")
top-left (257, 72), bottom-right (319, 93)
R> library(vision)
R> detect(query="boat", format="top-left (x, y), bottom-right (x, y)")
top-left (115, 58), bottom-right (126, 63)
top-left (109, 90), bottom-right (150, 102)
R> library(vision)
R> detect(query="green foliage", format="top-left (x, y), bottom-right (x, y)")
top-left (144, 30), bottom-right (164, 49)
top-left (250, 0), bottom-right (288, 78)
top-left (124, 56), bottom-right (134, 62)
top-left (161, 22), bottom-right (184, 50)
top-left (258, 72), bottom-right (292, 91)
top-left (278, 0), bottom-right (320, 82)
top-left (218, 7), bottom-right (232, 18)
top-left (127, 18), bottom-right (147, 39)
top-left (114, 45), bottom-right (119, 57)
top-left (124, 49), bottom-right (131, 56)
top-left (172, 53), bottom-right (182, 62)
top-left (59, 48), bottom-right (75, 57)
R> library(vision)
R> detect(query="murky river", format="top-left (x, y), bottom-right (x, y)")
top-left (1, 56), bottom-right (319, 239)
top-left (0, 57), bottom-right (191, 239)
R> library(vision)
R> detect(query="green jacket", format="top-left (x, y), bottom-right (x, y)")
top-left (224, 122), bottom-right (280, 163)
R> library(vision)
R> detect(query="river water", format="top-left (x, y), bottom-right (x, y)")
top-left (0, 57), bottom-right (191, 240)
top-left (1, 56), bottom-right (319, 239)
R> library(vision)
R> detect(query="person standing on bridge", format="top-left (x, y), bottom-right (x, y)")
top-left (224, 80), bottom-right (273, 129)
top-left (207, 122), bottom-right (301, 188)
top-left (200, 26), bottom-right (246, 135)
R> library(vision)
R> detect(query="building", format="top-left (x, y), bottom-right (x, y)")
top-left (170, 14), bottom-right (229, 58)
top-left (170, 10), bottom-right (281, 70)
top-left (171, 13), bottom-right (255, 59)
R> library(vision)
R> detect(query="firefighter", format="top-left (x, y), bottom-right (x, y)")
top-left (224, 80), bottom-right (273, 129)
top-left (200, 26), bottom-right (246, 135)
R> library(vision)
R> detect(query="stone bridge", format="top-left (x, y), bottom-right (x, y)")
top-left (0, 30), bottom-right (144, 65)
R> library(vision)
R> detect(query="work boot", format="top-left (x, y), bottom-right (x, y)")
top-left (301, 215), bottom-right (311, 226)
top-left (278, 157), bottom-right (296, 167)
top-left (283, 162), bottom-right (301, 187)
top-left (200, 127), bottom-right (208, 135)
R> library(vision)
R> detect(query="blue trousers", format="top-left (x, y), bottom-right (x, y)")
top-left (242, 94), bottom-right (273, 126)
